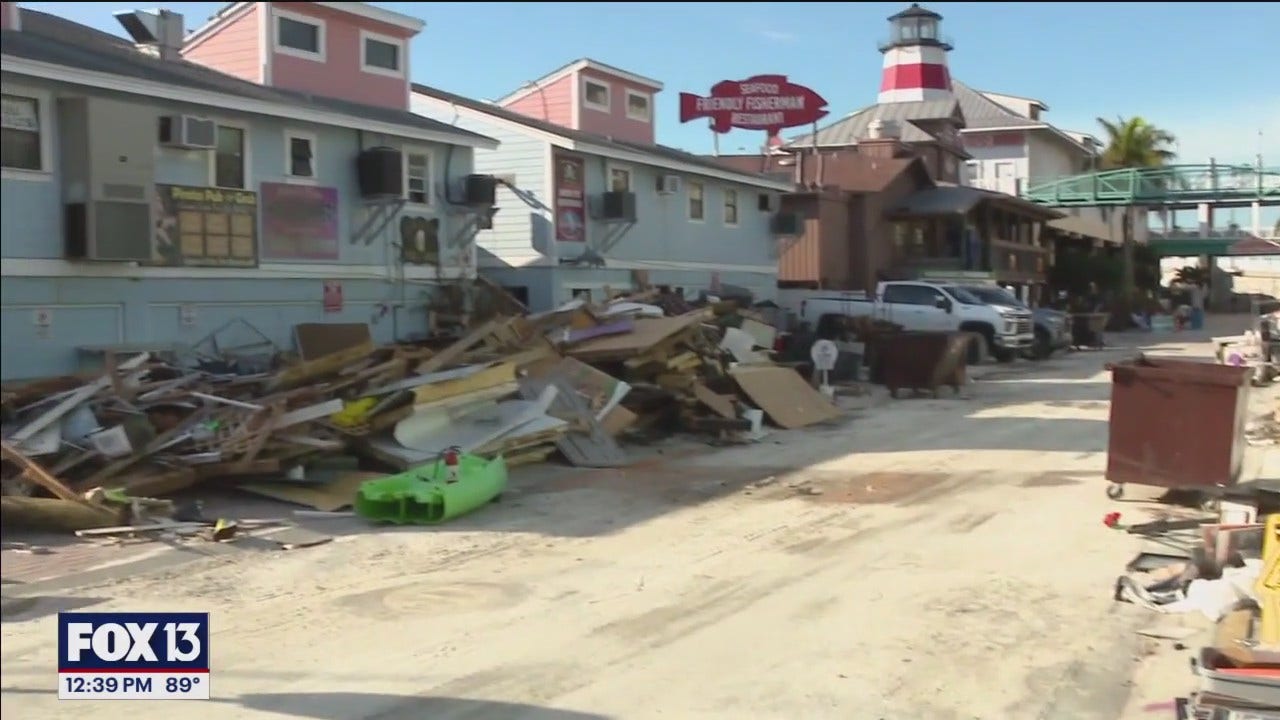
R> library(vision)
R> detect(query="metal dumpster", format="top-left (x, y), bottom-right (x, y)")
top-left (874, 331), bottom-right (970, 398)
top-left (1105, 355), bottom-right (1253, 499)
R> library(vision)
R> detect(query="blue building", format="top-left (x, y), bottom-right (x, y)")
top-left (0, 6), bottom-right (498, 381)
top-left (411, 58), bottom-right (796, 311)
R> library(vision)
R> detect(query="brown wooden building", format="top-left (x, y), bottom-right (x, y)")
top-left (715, 124), bottom-right (1063, 294)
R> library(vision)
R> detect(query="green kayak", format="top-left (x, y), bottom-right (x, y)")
top-left (354, 453), bottom-right (508, 525)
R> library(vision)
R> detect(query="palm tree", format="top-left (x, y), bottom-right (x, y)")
top-left (1095, 116), bottom-right (1178, 311)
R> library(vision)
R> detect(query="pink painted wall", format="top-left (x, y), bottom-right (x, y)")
top-left (1, 2), bottom-right (18, 30)
top-left (501, 73), bottom-right (573, 127)
top-left (267, 3), bottom-right (412, 110)
top-left (181, 3), bottom-right (261, 83)
top-left (575, 69), bottom-right (656, 144)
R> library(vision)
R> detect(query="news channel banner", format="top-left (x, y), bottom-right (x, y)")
top-left (58, 612), bottom-right (210, 700)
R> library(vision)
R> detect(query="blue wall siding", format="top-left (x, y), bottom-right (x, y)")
top-left (0, 75), bottom-right (483, 380)
top-left (568, 155), bottom-right (776, 269)
top-left (412, 94), bottom-right (552, 268)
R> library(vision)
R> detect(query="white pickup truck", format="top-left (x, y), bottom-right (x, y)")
top-left (782, 280), bottom-right (1035, 362)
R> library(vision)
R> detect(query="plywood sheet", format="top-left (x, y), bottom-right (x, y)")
top-left (730, 365), bottom-right (840, 430)
top-left (565, 313), bottom-right (706, 360)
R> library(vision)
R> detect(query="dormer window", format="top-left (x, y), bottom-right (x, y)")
top-left (583, 79), bottom-right (611, 112)
top-left (275, 9), bottom-right (325, 61)
top-left (625, 90), bottom-right (651, 122)
top-left (361, 30), bottom-right (405, 78)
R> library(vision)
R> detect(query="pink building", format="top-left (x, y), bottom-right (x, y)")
top-left (181, 1), bottom-right (424, 110)
top-left (497, 58), bottom-right (665, 146)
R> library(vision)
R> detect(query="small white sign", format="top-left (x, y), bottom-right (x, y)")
top-left (810, 339), bottom-right (839, 371)
top-left (179, 304), bottom-right (198, 327)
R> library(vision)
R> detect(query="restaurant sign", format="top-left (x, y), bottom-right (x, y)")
top-left (153, 184), bottom-right (257, 267)
top-left (678, 75), bottom-right (829, 135)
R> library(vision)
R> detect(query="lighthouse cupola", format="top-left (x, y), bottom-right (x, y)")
top-left (877, 3), bottom-right (954, 104)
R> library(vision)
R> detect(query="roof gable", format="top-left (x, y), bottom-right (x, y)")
top-left (3, 9), bottom-right (493, 148)
top-left (496, 58), bottom-right (664, 106)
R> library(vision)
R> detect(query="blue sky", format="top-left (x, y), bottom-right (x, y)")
top-left (22, 1), bottom-right (1280, 226)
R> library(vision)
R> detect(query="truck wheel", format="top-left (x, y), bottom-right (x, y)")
top-left (966, 331), bottom-right (991, 365)
top-left (993, 347), bottom-right (1016, 363)
top-left (1031, 329), bottom-right (1053, 360)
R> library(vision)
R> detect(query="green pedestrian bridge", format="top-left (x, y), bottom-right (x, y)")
top-left (1021, 164), bottom-right (1280, 210)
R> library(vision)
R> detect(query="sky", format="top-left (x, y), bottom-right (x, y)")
top-left (22, 0), bottom-right (1280, 226)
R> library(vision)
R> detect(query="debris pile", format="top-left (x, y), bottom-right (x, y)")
top-left (1, 286), bottom-right (842, 533)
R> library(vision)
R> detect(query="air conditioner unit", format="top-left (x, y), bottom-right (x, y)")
top-left (158, 114), bottom-right (217, 149)
top-left (600, 191), bottom-right (637, 222)
top-left (656, 174), bottom-right (681, 195)
top-left (463, 174), bottom-right (499, 206)
top-left (771, 212), bottom-right (801, 236)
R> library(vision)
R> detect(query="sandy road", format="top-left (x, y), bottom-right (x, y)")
top-left (0, 332), bottom-right (1255, 720)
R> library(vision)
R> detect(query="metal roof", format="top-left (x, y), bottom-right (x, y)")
top-left (887, 185), bottom-right (1064, 219)
top-left (787, 98), bottom-right (961, 147)
top-left (952, 81), bottom-right (1043, 129)
top-left (2, 9), bottom-right (493, 146)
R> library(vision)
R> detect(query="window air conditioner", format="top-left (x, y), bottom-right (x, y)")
top-left (158, 115), bottom-right (217, 150)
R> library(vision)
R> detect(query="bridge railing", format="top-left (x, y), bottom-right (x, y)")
top-left (1022, 164), bottom-right (1280, 206)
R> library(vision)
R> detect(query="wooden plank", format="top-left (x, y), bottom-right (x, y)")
top-left (0, 441), bottom-right (101, 504)
top-left (415, 317), bottom-right (507, 374)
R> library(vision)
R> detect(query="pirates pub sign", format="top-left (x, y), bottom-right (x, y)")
top-left (678, 74), bottom-right (829, 135)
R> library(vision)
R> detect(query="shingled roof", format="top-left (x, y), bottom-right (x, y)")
top-left (1, 9), bottom-right (495, 147)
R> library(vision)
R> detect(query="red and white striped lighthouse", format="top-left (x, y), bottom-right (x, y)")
top-left (877, 3), bottom-right (953, 104)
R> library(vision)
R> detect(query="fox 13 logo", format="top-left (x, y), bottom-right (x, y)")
top-left (57, 612), bottom-right (210, 700)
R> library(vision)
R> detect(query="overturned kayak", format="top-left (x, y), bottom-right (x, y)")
top-left (354, 453), bottom-right (507, 525)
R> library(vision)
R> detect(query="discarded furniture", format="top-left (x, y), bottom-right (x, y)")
top-left (354, 453), bottom-right (507, 525)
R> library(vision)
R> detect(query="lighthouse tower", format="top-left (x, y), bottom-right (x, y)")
top-left (877, 3), bottom-right (953, 104)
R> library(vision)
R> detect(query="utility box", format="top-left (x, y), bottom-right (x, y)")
top-left (59, 96), bottom-right (156, 262)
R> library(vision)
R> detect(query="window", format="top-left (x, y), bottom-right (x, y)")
top-left (213, 125), bottom-right (246, 189)
top-left (883, 284), bottom-right (943, 306)
top-left (608, 165), bottom-right (631, 192)
top-left (625, 90), bottom-right (650, 122)
top-left (285, 131), bottom-right (315, 179)
top-left (687, 182), bottom-right (704, 221)
top-left (275, 10), bottom-right (325, 60)
top-left (1, 94), bottom-right (42, 171)
top-left (723, 188), bottom-right (739, 226)
top-left (404, 149), bottom-right (431, 205)
top-left (964, 161), bottom-right (982, 185)
top-left (583, 80), bottom-right (610, 112)
top-left (757, 193), bottom-right (775, 211)
top-left (361, 30), bottom-right (404, 77)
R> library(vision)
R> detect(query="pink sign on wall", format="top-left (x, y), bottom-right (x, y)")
top-left (261, 182), bottom-right (340, 261)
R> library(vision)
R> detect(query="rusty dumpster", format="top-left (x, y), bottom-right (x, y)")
top-left (875, 331), bottom-right (970, 398)
top-left (1105, 355), bottom-right (1252, 499)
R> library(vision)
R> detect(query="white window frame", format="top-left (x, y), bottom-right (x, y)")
top-left (686, 180), bottom-right (705, 222)
top-left (606, 163), bottom-right (631, 192)
top-left (283, 129), bottom-right (317, 181)
top-left (722, 188), bottom-right (740, 227)
top-left (1, 87), bottom-right (54, 181)
top-left (582, 78), bottom-right (611, 113)
top-left (274, 8), bottom-right (326, 62)
top-left (402, 146), bottom-right (435, 208)
top-left (208, 119), bottom-right (252, 190)
top-left (359, 29), bottom-right (405, 79)
top-left (624, 89), bottom-right (651, 122)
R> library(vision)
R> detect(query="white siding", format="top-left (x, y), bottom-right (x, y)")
top-left (411, 95), bottom-right (552, 267)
